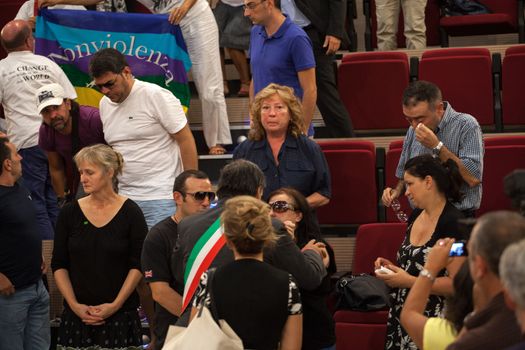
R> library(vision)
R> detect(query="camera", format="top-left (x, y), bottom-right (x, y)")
top-left (449, 240), bottom-right (468, 257)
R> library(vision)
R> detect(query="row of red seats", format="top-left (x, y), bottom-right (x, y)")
top-left (363, 0), bottom-right (524, 50)
top-left (316, 136), bottom-right (525, 226)
top-left (338, 46), bottom-right (525, 133)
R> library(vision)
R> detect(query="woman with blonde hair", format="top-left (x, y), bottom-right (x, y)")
top-left (52, 144), bottom-right (147, 349)
top-left (192, 196), bottom-right (303, 350)
top-left (233, 83), bottom-right (331, 208)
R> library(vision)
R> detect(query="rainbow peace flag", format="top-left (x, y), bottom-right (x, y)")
top-left (34, 9), bottom-right (191, 111)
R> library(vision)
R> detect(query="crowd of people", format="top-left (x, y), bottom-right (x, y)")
top-left (1, 1), bottom-right (525, 350)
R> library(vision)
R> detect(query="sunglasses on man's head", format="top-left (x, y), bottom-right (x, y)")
top-left (269, 201), bottom-right (295, 213)
top-left (185, 191), bottom-right (216, 201)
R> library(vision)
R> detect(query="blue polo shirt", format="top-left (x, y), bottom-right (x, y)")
top-left (232, 135), bottom-right (331, 200)
top-left (249, 16), bottom-right (315, 98)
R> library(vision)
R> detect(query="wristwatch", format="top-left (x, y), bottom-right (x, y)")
top-left (432, 141), bottom-right (443, 157)
top-left (419, 269), bottom-right (436, 282)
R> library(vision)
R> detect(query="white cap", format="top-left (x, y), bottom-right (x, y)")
top-left (36, 83), bottom-right (66, 114)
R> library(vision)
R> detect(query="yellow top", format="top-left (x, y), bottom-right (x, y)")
top-left (423, 317), bottom-right (458, 350)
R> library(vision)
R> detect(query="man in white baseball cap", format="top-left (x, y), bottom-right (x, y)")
top-left (37, 83), bottom-right (105, 203)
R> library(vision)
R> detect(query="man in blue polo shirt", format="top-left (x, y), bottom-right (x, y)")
top-left (245, 0), bottom-right (317, 135)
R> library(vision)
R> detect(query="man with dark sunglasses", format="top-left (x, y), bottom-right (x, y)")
top-left (141, 169), bottom-right (213, 350)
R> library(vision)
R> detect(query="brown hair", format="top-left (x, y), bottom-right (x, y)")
top-left (221, 196), bottom-right (277, 254)
top-left (248, 83), bottom-right (305, 141)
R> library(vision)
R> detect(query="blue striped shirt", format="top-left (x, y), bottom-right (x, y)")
top-left (396, 102), bottom-right (484, 210)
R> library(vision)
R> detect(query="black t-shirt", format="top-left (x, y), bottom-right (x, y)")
top-left (141, 216), bottom-right (180, 349)
top-left (194, 259), bottom-right (302, 350)
top-left (51, 199), bottom-right (147, 311)
top-left (0, 183), bottom-right (42, 289)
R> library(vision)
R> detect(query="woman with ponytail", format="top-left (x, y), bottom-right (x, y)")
top-left (374, 154), bottom-right (467, 350)
top-left (52, 144), bottom-right (147, 349)
top-left (191, 196), bottom-right (303, 350)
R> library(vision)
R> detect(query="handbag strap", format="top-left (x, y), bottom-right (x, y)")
top-left (203, 267), bottom-right (221, 323)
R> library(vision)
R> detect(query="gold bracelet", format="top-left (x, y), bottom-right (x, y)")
top-left (419, 269), bottom-right (436, 282)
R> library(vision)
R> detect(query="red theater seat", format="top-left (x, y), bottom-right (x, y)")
top-left (317, 140), bottom-right (377, 225)
top-left (418, 48), bottom-right (497, 129)
top-left (353, 222), bottom-right (406, 275)
top-left (478, 136), bottom-right (525, 215)
top-left (440, 0), bottom-right (525, 46)
top-left (338, 52), bottom-right (409, 132)
top-left (502, 45), bottom-right (525, 128)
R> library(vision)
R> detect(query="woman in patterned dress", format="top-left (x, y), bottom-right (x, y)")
top-left (375, 154), bottom-right (467, 350)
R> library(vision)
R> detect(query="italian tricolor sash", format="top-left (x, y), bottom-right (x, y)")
top-left (181, 217), bottom-right (226, 312)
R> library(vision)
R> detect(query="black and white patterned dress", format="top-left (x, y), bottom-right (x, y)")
top-left (385, 203), bottom-right (464, 350)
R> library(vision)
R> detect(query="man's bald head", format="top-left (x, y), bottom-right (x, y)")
top-left (1, 20), bottom-right (32, 52)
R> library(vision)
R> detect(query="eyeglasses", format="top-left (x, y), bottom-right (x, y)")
top-left (243, 0), bottom-right (266, 10)
top-left (94, 74), bottom-right (121, 91)
top-left (269, 200), bottom-right (296, 213)
top-left (391, 199), bottom-right (408, 223)
top-left (185, 191), bottom-right (216, 202)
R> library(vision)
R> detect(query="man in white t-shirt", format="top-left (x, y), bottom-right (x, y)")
top-left (89, 48), bottom-right (198, 229)
top-left (0, 19), bottom-right (77, 239)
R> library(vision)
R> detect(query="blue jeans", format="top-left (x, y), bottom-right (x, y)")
top-left (135, 199), bottom-right (176, 229)
top-left (0, 279), bottom-right (50, 350)
top-left (19, 146), bottom-right (58, 239)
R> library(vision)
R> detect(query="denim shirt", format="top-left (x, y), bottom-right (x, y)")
top-left (233, 134), bottom-right (331, 200)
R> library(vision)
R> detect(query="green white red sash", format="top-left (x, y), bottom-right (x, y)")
top-left (182, 217), bottom-right (225, 312)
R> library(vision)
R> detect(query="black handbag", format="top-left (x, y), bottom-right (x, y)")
top-left (442, 0), bottom-right (491, 16)
top-left (335, 274), bottom-right (391, 311)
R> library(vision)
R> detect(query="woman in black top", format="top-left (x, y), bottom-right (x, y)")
top-left (52, 144), bottom-right (147, 349)
top-left (268, 187), bottom-right (336, 350)
top-left (192, 196), bottom-right (303, 350)
top-left (374, 154), bottom-right (466, 350)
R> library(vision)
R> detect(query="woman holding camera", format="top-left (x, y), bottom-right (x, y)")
top-left (374, 154), bottom-right (467, 350)
top-left (400, 239), bottom-right (476, 350)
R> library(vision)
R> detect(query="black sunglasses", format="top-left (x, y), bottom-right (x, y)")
top-left (185, 191), bottom-right (216, 201)
top-left (94, 77), bottom-right (118, 91)
top-left (269, 200), bottom-right (295, 213)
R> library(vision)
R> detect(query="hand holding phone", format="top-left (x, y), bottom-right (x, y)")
top-left (449, 240), bottom-right (468, 257)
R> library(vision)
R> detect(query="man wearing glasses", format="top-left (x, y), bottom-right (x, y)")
top-left (141, 169), bottom-right (214, 350)
top-left (0, 20), bottom-right (77, 239)
top-left (244, 0), bottom-right (317, 135)
top-left (89, 48), bottom-right (198, 229)
top-left (382, 80), bottom-right (484, 218)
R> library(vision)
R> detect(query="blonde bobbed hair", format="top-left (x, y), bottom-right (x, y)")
top-left (248, 83), bottom-right (305, 141)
